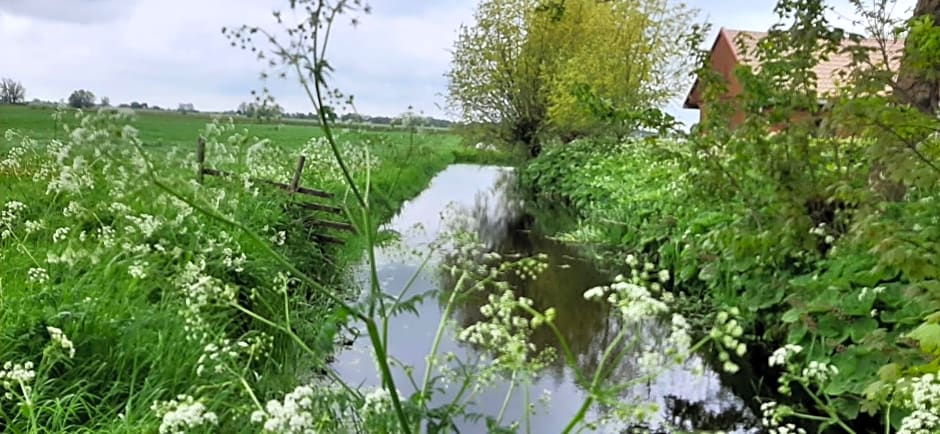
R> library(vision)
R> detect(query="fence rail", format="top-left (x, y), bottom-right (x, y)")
top-left (195, 137), bottom-right (355, 242)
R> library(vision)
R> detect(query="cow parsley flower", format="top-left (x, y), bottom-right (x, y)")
top-left (0, 361), bottom-right (36, 401)
top-left (128, 261), bottom-right (147, 279)
top-left (53, 227), bottom-right (70, 243)
top-left (768, 345), bottom-right (803, 367)
top-left (47, 326), bottom-right (76, 358)
top-left (27, 267), bottom-right (49, 284)
top-left (801, 361), bottom-right (838, 383)
top-left (897, 374), bottom-right (940, 434)
top-left (657, 269), bottom-right (670, 283)
top-left (583, 286), bottom-right (606, 301)
top-left (151, 395), bottom-right (218, 434)
top-left (20, 221), bottom-right (41, 236)
top-left (251, 384), bottom-right (317, 433)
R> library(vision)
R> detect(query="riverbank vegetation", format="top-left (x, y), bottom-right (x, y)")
top-left (518, 0), bottom-right (940, 432)
top-left (0, 101), bottom-right (480, 431)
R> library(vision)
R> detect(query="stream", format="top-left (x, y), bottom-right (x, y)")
top-left (335, 164), bottom-right (757, 433)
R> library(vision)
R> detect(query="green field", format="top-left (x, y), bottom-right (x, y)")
top-left (0, 104), bottom-right (457, 150)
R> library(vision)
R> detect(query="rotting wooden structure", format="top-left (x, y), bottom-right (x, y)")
top-left (195, 137), bottom-right (355, 245)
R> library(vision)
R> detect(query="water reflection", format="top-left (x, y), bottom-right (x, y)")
top-left (334, 164), bottom-right (756, 433)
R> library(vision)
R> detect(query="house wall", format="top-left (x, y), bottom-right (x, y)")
top-left (699, 30), bottom-right (746, 128)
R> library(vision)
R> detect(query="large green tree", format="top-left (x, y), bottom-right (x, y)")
top-left (447, 0), bottom-right (697, 155)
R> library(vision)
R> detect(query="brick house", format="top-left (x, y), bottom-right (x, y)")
top-left (683, 28), bottom-right (903, 128)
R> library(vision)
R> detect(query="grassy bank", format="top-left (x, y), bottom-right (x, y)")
top-left (521, 137), bottom-right (940, 431)
top-left (0, 107), bottom-right (476, 432)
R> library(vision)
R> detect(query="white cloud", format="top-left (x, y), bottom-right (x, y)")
top-left (0, 0), bottom-right (473, 117)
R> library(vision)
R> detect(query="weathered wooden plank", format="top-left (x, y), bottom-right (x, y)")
top-left (290, 156), bottom-right (306, 192)
top-left (196, 137), bottom-right (206, 184)
top-left (313, 234), bottom-right (346, 245)
top-left (305, 217), bottom-right (356, 233)
top-left (201, 167), bottom-right (334, 199)
top-left (295, 202), bottom-right (344, 215)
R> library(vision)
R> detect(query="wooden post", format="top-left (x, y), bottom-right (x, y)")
top-left (196, 137), bottom-right (206, 184)
top-left (290, 155), bottom-right (307, 193)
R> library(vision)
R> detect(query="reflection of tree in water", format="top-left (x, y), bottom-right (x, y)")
top-left (436, 170), bottom-right (615, 380)
top-left (433, 170), bottom-right (755, 433)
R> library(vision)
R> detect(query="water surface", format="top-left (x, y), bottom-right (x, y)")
top-left (335, 164), bottom-right (755, 433)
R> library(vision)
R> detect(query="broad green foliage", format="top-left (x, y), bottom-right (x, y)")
top-left (521, 1), bottom-right (940, 430)
top-left (447, 0), bottom-right (697, 153)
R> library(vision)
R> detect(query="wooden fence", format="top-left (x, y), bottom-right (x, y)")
top-left (195, 137), bottom-right (355, 244)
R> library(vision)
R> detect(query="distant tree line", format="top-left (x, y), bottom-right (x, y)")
top-left (337, 112), bottom-right (454, 128)
top-left (1, 81), bottom-right (455, 128)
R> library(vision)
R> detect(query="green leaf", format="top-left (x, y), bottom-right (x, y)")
top-left (877, 363), bottom-right (902, 382)
top-left (782, 308), bottom-right (801, 323)
top-left (907, 323), bottom-right (940, 354)
top-left (848, 318), bottom-right (878, 342)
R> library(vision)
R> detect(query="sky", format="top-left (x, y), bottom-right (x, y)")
top-left (0, 0), bottom-right (917, 127)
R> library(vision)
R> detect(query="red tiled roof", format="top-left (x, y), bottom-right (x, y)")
top-left (684, 28), bottom-right (904, 108)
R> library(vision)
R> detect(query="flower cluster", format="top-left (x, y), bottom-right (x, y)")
top-left (1, 201), bottom-right (28, 239)
top-left (760, 401), bottom-right (806, 434)
top-left (513, 255), bottom-right (549, 280)
top-left (897, 374), bottom-right (940, 434)
top-left (174, 258), bottom-right (238, 340)
top-left (360, 387), bottom-right (399, 432)
top-left (801, 360), bottom-right (839, 384)
top-left (768, 344), bottom-right (803, 367)
top-left (195, 333), bottom-right (273, 377)
top-left (251, 383), bottom-right (318, 433)
top-left (151, 395), bottom-right (218, 434)
top-left (0, 361), bottom-right (35, 401)
top-left (27, 267), bottom-right (50, 284)
top-left (52, 227), bottom-right (70, 243)
top-left (0, 132), bottom-right (31, 175)
top-left (709, 308), bottom-right (746, 374)
top-left (47, 326), bottom-right (76, 358)
top-left (584, 275), bottom-right (668, 324)
top-left (458, 289), bottom-right (554, 371)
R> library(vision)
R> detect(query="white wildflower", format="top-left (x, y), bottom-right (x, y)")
top-left (657, 269), bottom-right (670, 283)
top-left (769, 344), bottom-right (803, 367)
top-left (583, 286), bottom-right (606, 301)
top-left (251, 384), bottom-right (317, 433)
top-left (271, 230), bottom-right (287, 246)
top-left (625, 254), bottom-right (638, 267)
top-left (27, 267), bottom-right (49, 284)
top-left (53, 227), bottom-right (70, 243)
top-left (46, 326), bottom-right (76, 358)
top-left (0, 361), bottom-right (36, 388)
top-left (23, 220), bottom-right (42, 235)
top-left (151, 395), bottom-right (218, 434)
top-left (897, 374), bottom-right (940, 434)
top-left (129, 261), bottom-right (147, 279)
top-left (801, 361), bottom-right (839, 383)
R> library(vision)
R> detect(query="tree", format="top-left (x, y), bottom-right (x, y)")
top-left (178, 103), bottom-right (196, 113)
top-left (896, 0), bottom-right (940, 114)
top-left (100, 96), bottom-right (111, 107)
top-left (236, 101), bottom-right (283, 122)
top-left (447, 0), bottom-right (697, 155)
top-left (0, 78), bottom-right (26, 104)
top-left (68, 90), bottom-right (96, 108)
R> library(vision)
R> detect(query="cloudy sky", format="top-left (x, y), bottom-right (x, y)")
top-left (0, 0), bottom-right (916, 126)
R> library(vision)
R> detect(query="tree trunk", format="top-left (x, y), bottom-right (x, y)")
top-left (896, 0), bottom-right (940, 114)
